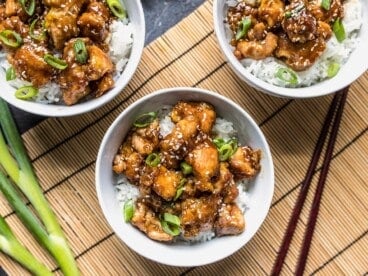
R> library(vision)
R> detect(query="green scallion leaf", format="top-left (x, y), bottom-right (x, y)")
top-left (19, 0), bottom-right (36, 16)
top-left (0, 30), bottom-right (23, 48)
top-left (14, 86), bottom-right (38, 100)
top-left (161, 213), bottom-right (181, 236)
top-left (236, 17), bottom-right (252, 41)
top-left (219, 144), bottom-right (233, 161)
top-left (43, 54), bottom-right (68, 70)
top-left (6, 67), bottom-right (16, 81)
top-left (333, 18), bottom-right (346, 43)
top-left (213, 137), bottom-right (225, 149)
top-left (107, 0), bottom-right (127, 19)
top-left (133, 112), bottom-right (158, 128)
top-left (327, 62), bottom-right (340, 78)
top-left (73, 39), bottom-right (88, 64)
top-left (29, 19), bottom-right (46, 41)
top-left (321, 0), bottom-right (331, 11)
top-left (180, 162), bottom-right (192, 175)
top-left (145, 153), bottom-right (160, 167)
top-left (275, 67), bottom-right (298, 85)
top-left (123, 200), bottom-right (134, 222)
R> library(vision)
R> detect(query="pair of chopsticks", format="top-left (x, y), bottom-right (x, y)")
top-left (271, 87), bottom-right (349, 275)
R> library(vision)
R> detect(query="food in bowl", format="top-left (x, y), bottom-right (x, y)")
top-left (0, 0), bottom-right (133, 105)
top-left (112, 101), bottom-right (262, 243)
top-left (225, 0), bottom-right (362, 87)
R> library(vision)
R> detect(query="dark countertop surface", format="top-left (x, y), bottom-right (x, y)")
top-left (9, 0), bottom-right (205, 134)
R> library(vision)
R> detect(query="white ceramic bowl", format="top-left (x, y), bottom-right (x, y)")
top-left (0, 1), bottom-right (145, 117)
top-left (96, 87), bottom-right (274, 267)
top-left (213, 0), bottom-right (368, 98)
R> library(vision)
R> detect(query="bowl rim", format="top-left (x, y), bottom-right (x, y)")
top-left (95, 87), bottom-right (275, 266)
top-left (0, 0), bottom-right (145, 117)
top-left (213, 0), bottom-right (368, 99)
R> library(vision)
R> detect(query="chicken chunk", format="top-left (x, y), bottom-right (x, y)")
top-left (258, 0), bottom-right (285, 28)
top-left (213, 163), bottom-right (239, 204)
top-left (5, 0), bottom-right (22, 17)
top-left (131, 201), bottom-right (173, 242)
top-left (308, 0), bottom-right (344, 23)
top-left (282, 1), bottom-right (318, 43)
top-left (87, 45), bottom-right (114, 80)
top-left (235, 32), bottom-right (278, 60)
top-left (0, 16), bottom-right (29, 40)
top-left (153, 166), bottom-right (183, 201)
top-left (229, 146), bottom-right (261, 180)
top-left (113, 138), bottom-right (143, 183)
top-left (171, 102), bottom-right (216, 134)
top-left (247, 22), bottom-right (267, 41)
top-left (215, 204), bottom-right (245, 236)
top-left (186, 140), bottom-right (219, 192)
top-left (275, 34), bottom-right (326, 71)
top-left (95, 73), bottom-right (115, 97)
top-left (10, 44), bottom-right (53, 87)
top-left (181, 195), bottom-right (221, 238)
top-left (131, 120), bottom-right (160, 155)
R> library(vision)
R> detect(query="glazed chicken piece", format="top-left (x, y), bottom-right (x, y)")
top-left (185, 140), bottom-right (219, 192)
top-left (45, 0), bottom-right (87, 49)
top-left (160, 115), bottom-right (199, 168)
top-left (10, 44), bottom-right (53, 87)
top-left (258, 0), bottom-right (285, 28)
top-left (131, 201), bottom-right (173, 242)
top-left (234, 32), bottom-right (278, 60)
top-left (229, 146), bottom-right (261, 180)
top-left (113, 137), bottom-right (143, 183)
top-left (213, 163), bottom-right (239, 204)
top-left (95, 73), bottom-right (115, 97)
top-left (181, 195), bottom-right (221, 238)
top-left (308, 0), bottom-right (344, 23)
top-left (78, 1), bottom-right (110, 42)
top-left (59, 39), bottom-right (114, 105)
top-left (4, 0), bottom-right (23, 17)
top-left (131, 120), bottom-right (160, 156)
top-left (215, 204), bottom-right (245, 236)
top-left (0, 16), bottom-right (29, 40)
top-left (171, 102), bottom-right (216, 134)
top-left (247, 22), bottom-right (267, 41)
top-left (275, 34), bottom-right (326, 71)
top-left (152, 166), bottom-right (183, 201)
top-left (282, 0), bottom-right (318, 43)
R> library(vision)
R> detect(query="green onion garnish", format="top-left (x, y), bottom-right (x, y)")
top-left (174, 178), bottom-right (187, 201)
top-left (321, 0), bottom-right (331, 11)
top-left (14, 86), bottom-right (38, 100)
top-left (180, 162), bottom-right (192, 175)
top-left (133, 112), bottom-right (158, 128)
top-left (227, 138), bottom-right (238, 154)
top-left (73, 39), bottom-right (88, 64)
top-left (161, 213), bottom-right (181, 236)
top-left (285, 11), bottom-right (292, 18)
top-left (43, 54), bottom-right (68, 70)
top-left (219, 144), bottom-right (234, 162)
top-left (333, 18), bottom-right (346, 43)
top-left (19, 0), bottom-right (36, 16)
top-left (107, 0), bottom-right (127, 19)
top-left (145, 153), bottom-right (160, 167)
top-left (236, 17), bottom-right (252, 41)
top-left (213, 137), bottom-right (225, 149)
top-left (29, 19), bottom-right (46, 41)
top-left (275, 67), bottom-right (298, 85)
top-left (0, 30), bottom-right (23, 48)
top-left (123, 200), bottom-right (134, 222)
top-left (6, 67), bottom-right (16, 81)
top-left (327, 62), bottom-right (340, 78)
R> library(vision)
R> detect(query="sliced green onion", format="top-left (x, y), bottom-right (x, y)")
top-left (145, 153), bottom-right (160, 167)
top-left (19, 0), bottom-right (36, 16)
top-left (161, 213), bottom-right (181, 236)
top-left (6, 67), bottom-right (16, 81)
top-left (284, 11), bottom-right (292, 18)
top-left (123, 200), bottom-right (134, 222)
top-left (275, 67), bottom-right (298, 85)
top-left (327, 62), bottom-right (340, 78)
top-left (174, 178), bottom-right (187, 201)
top-left (29, 19), bottom-right (46, 41)
top-left (43, 54), bottom-right (68, 70)
top-left (180, 162), bottom-right (192, 175)
top-left (107, 0), bottom-right (127, 19)
top-left (15, 86), bottom-right (38, 100)
top-left (219, 144), bottom-right (234, 161)
top-left (73, 39), bottom-right (88, 64)
top-left (236, 17), bottom-right (252, 41)
top-left (213, 137), bottom-right (225, 149)
top-left (321, 0), bottom-right (331, 11)
top-left (133, 112), bottom-right (158, 128)
top-left (0, 30), bottom-right (23, 48)
top-left (228, 138), bottom-right (238, 154)
top-left (333, 18), bottom-right (346, 43)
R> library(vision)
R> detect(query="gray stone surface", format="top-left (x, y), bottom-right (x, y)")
top-left (11, 0), bottom-right (205, 133)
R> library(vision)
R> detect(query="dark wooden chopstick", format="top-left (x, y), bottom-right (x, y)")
top-left (295, 89), bottom-right (348, 274)
top-left (271, 86), bottom-right (349, 276)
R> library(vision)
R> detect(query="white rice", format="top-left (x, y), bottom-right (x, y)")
top-left (0, 18), bottom-right (134, 103)
top-left (226, 0), bottom-right (363, 87)
top-left (115, 107), bottom-right (251, 243)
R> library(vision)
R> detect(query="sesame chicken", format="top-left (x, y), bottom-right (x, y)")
top-left (131, 119), bottom-right (160, 156)
top-left (229, 146), bottom-right (262, 180)
top-left (153, 166), bottom-right (183, 201)
top-left (235, 32), bottom-right (278, 60)
top-left (215, 204), bottom-right (245, 236)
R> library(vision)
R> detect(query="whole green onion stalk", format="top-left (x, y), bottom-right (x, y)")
top-left (0, 99), bottom-right (79, 276)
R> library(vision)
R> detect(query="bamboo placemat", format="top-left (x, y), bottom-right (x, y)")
top-left (1, 1), bottom-right (368, 275)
